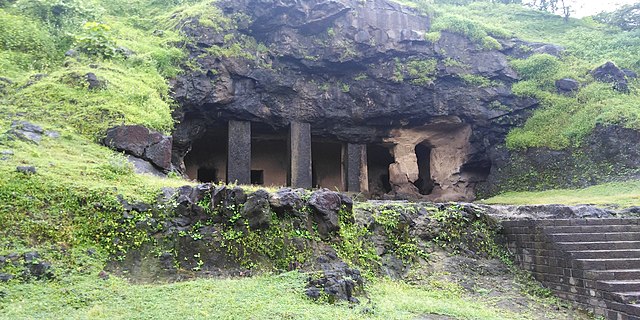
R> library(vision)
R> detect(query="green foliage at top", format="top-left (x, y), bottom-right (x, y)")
top-left (0, 10), bottom-right (56, 77)
top-left (396, 0), bottom-right (640, 149)
top-left (431, 2), bottom-right (640, 70)
top-left (0, 0), bottom-right (194, 138)
top-left (74, 22), bottom-right (118, 58)
top-left (482, 180), bottom-right (640, 208)
top-left (594, 2), bottom-right (640, 31)
top-left (506, 53), bottom-right (639, 149)
top-left (430, 13), bottom-right (506, 49)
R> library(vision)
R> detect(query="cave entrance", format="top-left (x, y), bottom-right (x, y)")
top-left (197, 167), bottom-right (218, 183)
top-left (413, 142), bottom-right (435, 195)
top-left (312, 141), bottom-right (344, 190)
top-left (367, 143), bottom-right (394, 196)
top-left (184, 126), bottom-right (227, 183)
top-left (251, 124), bottom-right (288, 187)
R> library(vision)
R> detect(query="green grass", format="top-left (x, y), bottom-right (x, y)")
top-left (397, 1), bottom-right (640, 150)
top-left (481, 180), bottom-right (640, 208)
top-left (0, 272), bottom-right (532, 320)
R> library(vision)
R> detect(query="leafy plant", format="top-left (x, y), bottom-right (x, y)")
top-left (75, 22), bottom-right (117, 58)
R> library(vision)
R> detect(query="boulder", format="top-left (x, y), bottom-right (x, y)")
top-left (104, 125), bottom-right (173, 171)
top-left (24, 261), bottom-right (54, 280)
top-left (591, 61), bottom-right (629, 92)
top-left (555, 78), bottom-right (579, 94)
top-left (0, 273), bottom-right (12, 282)
top-left (308, 189), bottom-right (348, 237)
top-left (16, 166), bottom-right (36, 174)
top-left (269, 188), bottom-right (307, 217)
top-left (104, 125), bottom-right (151, 157)
top-left (305, 260), bottom-right (364, 304)
top-left (532, 44), bottom-right (564, 57)
top-left (145, 137), bottom-right (172, 170)
top-left (6, 121), bottom-right (44, 144)
top-left (85, 72), bottom-right (106, 90)
top-left (242, 189), bottom-right (271, 229)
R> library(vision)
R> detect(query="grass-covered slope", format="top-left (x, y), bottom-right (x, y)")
top-left (400, 1), bottom-right (640, 150)
top-left (482, 180), bottom-right (640, 208)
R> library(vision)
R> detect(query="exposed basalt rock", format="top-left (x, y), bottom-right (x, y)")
top-left (308, 189), bottom-right (348, 237)
top-left (269, 188), bottom-right (308, 217)
top-left (480, 124), bottom-right (640, 196)
top-left (242, 189), bottom-right (271, 229)
top-left (169, 0), bottom-right (542, 201)
top-left (16, 166), bottom-right (36, 174)
top-left (5, 120), bottom-right (45, 144)
top-left (590, 61), bottom-right (630, 92)
top-left (85, 72), bottom-right (107, 90)
top-left (103, 125), bottom-right (173, 172)
top-left (481, 204), bottom-right (615, 220)
top-left (555, 78), bottom-right (580, 94)
top-left (305, 259), bottom-right (364, 304)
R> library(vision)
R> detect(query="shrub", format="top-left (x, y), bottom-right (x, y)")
top-left (74, 21), bottom-right (117, 58)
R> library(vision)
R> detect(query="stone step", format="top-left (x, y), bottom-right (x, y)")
top-left (556, 241), bottom-right (640, 251)
top-left (530, 219), bottom-right (640, 227)
top-left (569, 249), bottom-right (640, 259)
top-left (576, 258), bottom-right (640, 270)
top-left (549, 232), bottom-right (640, 242)
top-left (609, 292), bottom-right (640, 304)
top-left (597, 280), bottom-right (640, 292)
top-left (606, 301), bottom-right (640, 317)
top-left (545, 225), bottom-right (640, 233)
top-left (585, 269), bottom-right (640, 281)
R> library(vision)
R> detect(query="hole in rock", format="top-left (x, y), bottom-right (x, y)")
top-left (197, 167), bottom-right (218, 183)
top-left (184, 126), bottom-right (227, 183)
top-left (367, 144), bottom-right (394, 195)
top-left (414, 142), bottom-right (435, 195)
top-left (312, 141), bottom-right (344, 190)
top-left (251, 124), bottom-right (288, 187)
top-left (251, 170), bottom-right (264, 185)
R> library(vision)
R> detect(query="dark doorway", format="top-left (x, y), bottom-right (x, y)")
top-left (197, 167), bottom-right (218, 183)
top-left (367, 144), bottom-right (394, 196)
top-left (414, 143), bottom-right (434, 195)
top-left (251, 170), bottom-right (264, 185)
top-left (184, 126), bottom-right (228, 183)
top-left (312, 141), bottom-right (343, 190)
top-left (252, 124), bottom-right (288, 186)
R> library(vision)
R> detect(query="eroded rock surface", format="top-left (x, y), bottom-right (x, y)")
top-left (103, 125), bottom-right (173, 172)
top-left (169, 0), bottom-right (545, 201)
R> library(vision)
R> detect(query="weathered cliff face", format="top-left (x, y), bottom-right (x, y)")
top-left (170, 0), bottom-right (540, 200)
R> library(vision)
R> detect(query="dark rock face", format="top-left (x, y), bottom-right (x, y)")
top-left (103, 125), bottom-right (173, 172)
top-left (309, 189), bottom-right (346, 237)
top-left (555, 78), bottom-right (579, 94)
top-left (590, 61), bottom-right (630, 92)
top-left (242, 189), bottom-right (271, 229)
top-left (16, 166), bottom-right (36, 174)
top-left (169, 0), bottom-right (543, 200)
top-left (305, 260), bottom-right (364, 304)
top-left (482, 204), bottom-right (615, 220)
top-left (5, 121), bottom-right (45, 144)
top-left (480, 124), bottom-right (640, 196)
top-left (269, 188), bottom-right (308, 217)
top-left (85, 72), bottom-right (106, 90)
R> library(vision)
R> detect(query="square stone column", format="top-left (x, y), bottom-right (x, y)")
top-left (288, 121), bottom-right (312, 188)
top-left (227, 120), bottom-right (251, 185)
top-left (344, 143), bottom-right (368, 192)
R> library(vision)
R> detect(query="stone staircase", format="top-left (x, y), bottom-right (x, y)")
top-left (502, 218), bottom-right (640, 320)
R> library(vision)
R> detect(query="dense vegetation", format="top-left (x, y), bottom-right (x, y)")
top-left (0, 0), bottom-right (637, 318)
top-left (397, 0), bottom-right (640, 149)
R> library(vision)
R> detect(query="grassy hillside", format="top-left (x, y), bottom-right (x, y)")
top-left (400, 1), bottom-right (640, 150)
top-left (0, 0), bottom-right (636, 318)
